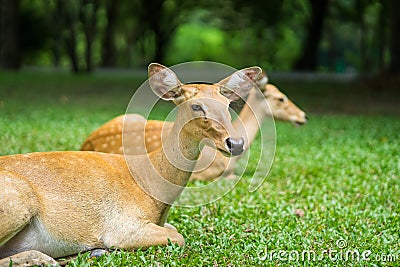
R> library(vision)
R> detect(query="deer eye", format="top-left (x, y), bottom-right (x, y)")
top-left (278, 97), bottom-right (285, 102)
top-left (191, 103), bottom-right (203, 112)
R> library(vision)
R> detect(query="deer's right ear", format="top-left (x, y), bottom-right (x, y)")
top-left (148, 63), bottom-right (183, 101)
top-left (256, 71), bottom-right (269, 88)
top-left (218, 66), bottom-right (262, 101)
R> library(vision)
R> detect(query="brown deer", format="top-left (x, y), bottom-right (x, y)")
top-left (0, 63), bottom-right (261, 266)
top-left (80, 71), bottom-right (307, 181)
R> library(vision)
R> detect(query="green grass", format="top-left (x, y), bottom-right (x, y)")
top-left (1, 71), bottom-right (399, 266)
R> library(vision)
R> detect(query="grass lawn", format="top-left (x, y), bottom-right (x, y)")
top-left (0, 71), bottom-right (399, 266)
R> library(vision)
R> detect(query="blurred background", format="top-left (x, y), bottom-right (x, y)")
top-left (0, 0), bottom-right (399, 122)
top-left (0, 0), bottom-right (399, 78)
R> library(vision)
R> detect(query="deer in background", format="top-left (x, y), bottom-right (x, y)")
top-left (0, 64), bottom-right (261, 266)
top-left (80, 71), bottom-right (307, 181)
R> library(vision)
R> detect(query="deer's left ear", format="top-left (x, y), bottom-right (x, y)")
top-left (218, 67), bottom-right (262, 101)
top-left (148, 63), bottom-right (183, 101)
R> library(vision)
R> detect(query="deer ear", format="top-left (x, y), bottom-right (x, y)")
top-left (256, 71), bottom-right (269, 88)
top-left (148, 63), bottom-right (183, 101)
top-left (218, 67), bottom-right (262, 101)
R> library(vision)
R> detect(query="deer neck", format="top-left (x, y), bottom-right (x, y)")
top-left (124, 111), bottom-right (201, 225)
top-left (156, 115), bottom-right (201, 184)
top-left (233, 89), bottom-right (268, 148)
top-left (146, 111), bottom-right (201, 198)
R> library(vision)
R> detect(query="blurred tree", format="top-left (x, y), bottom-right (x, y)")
top-left (57, 0), bottom-right (100, 73)
top-left (101, 0), bottom-right (119, 67)
top-left (19, 1), bottom-right (53, 66)
top-left (3, 0), bottom-right (397, 74)
top-left (49, 0), bottom-right (64, 67)
top-left (374, 0), bottom-right (388, 72)
top-left (330, 0), bottom-right (383, 73)
top-left (293, 0), bottom-right (329, 71)
top-left (98, 0), bottom-right (196, 67)
top-left (355, 0), bottom-right (372, 72)
top-left (388, 0), bottom-right (400, 73)
top-left (59, 0), bottom-right (80, 72)
top-left (142, 0), bottom-right (168, 63)
top-left (137, 0), bottom-right (195, 64)
top-left (233, 0), bottom-right (285, 67)
top-left (79, 0), bottom-right (99, 72)
top-left (204, 0), bottom-right (287, 68)
top-left (165, 9), bottom-right (227, 65)
top-left (0, 0), bottom-right (20, 69)
top-left (80, 0), bottom-right (99, 72)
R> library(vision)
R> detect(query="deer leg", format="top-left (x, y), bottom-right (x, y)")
top-left (0, 172), bottom-right (39, 253)
top-left (0, 250), bottom-right (58, 267)
top-left (164, 223), bottom-right (177, 231)
top-left (135, 222), bottom-right (185, 248)
top-left (0, 174), bottom-right (56, 267)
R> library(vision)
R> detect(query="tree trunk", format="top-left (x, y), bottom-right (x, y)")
top-left (0, 0), bottom-right (20, 69)
top-left (81, 0), bottom-right (99, 72)
top-left (154, 25), bottom-right (169, 64)
top-left (142, 0), bottom-right (166, 64)
top-left (293, 0), bottom-right (329, 71)
top-left (101, 0), bottom-right (119, 67)
top-left (357, 0), bottom-right (369, 74)
top-left (59, 0), bottom-right (80, 73)
top-left (65, 29), bottom-right (79, 73)
top-left (388, 0), bottom-right (400, 74)
top-left (51, 0), bottom-right (64, 67)
top-left (376, 0), bottom-right (387, 72)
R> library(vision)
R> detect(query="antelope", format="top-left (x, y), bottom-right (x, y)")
top-left (0, 63), bottom-right (261, 266)
top-left (80, 71), bottom-right (307, 181)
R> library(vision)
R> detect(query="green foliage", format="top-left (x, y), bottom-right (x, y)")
top-left (18, 0), bottom-right (53, 64)
top-left (0, 71), bottom-right (399, 266)
top-left (165, 4), bottom-right (305, 70)
top-left (9, 0), bottom-right (394, 72)
top-left (166, 22), bottom-right (226, 64)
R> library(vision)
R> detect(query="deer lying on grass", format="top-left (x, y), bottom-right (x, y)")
top-left (0, 63), bottom-right (261, 266)
top-left (80, 71), bottom-right (307, 181)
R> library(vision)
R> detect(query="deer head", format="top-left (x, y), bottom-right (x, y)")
top-left (148, 63), bottom-right (262, 157)
top-left (262, 84), bottom-right (307, 126)
top-left (255, 71), bottom-right (307, 126)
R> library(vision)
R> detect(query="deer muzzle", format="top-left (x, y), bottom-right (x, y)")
top-left (225, 137), bottom-right (244, 156)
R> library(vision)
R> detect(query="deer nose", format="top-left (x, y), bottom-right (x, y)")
top-left (225, 137), bottom-right (244, 156)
